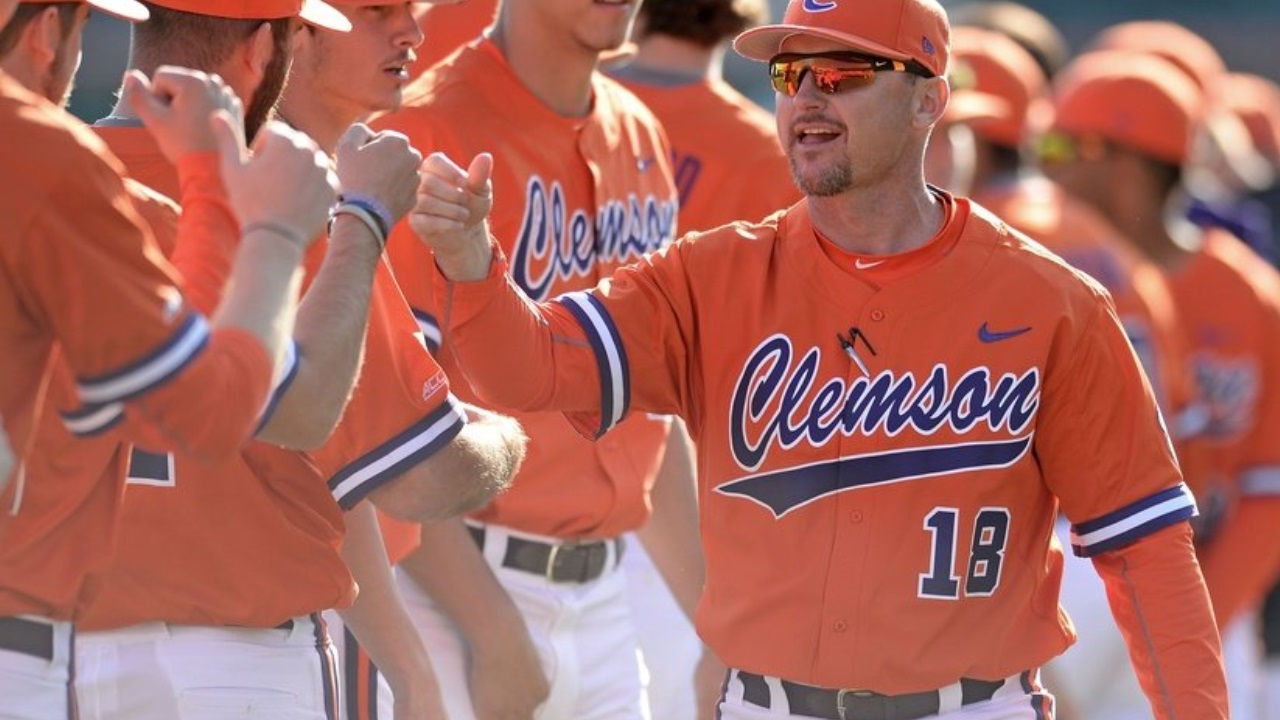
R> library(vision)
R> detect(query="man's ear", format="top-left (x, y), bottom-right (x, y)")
top-left (914, 76), bottom-right (951, 131)
top-left (244, 20), bottom-right (275, 86)
top-left (25, 6), bottom-right (65, 66)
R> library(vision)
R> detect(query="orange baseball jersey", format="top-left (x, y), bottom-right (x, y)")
top-left (973, 177), bottom-right (1210, 492)
top-left (432, 191), bottom-right (1196, 692)
top-left (378, 38), bottom-right (677, 538)
top-left (74, 127), bottom-right (467, 630)
top-left (408, 0), bottom-right (498, 78)
top-left (0, 73), bottom-right (274, 620)
top-left (613, 75), bottom-right (802, 231)
top-left (1165, 228), bottom-right (1280, 626)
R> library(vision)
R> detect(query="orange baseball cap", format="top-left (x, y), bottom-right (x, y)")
top-left (1050, 51), bottom-right (1204, 166)
top-left (1221, 73), bottom-right (1280, 169)
top-left (146, 0), bottom-right (351, 31)
top-left (733, 0), bottom-right (949, 78)
top-left (1085, 21), bottom-right (1225, 94)
top-left (944, 86), bottom-right (1010, 127)
top-left (19, 0), bottom-right (148, 23)
top-left (950, 26), bottom-right (1047, 148)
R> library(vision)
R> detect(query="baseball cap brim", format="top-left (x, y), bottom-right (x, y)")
top-left (87, 0), bottom-right (149, 22)
top-left (20, 0), bottom-right (149, 23)
top-left (734, 25), bottom-right (912, 66)
top-left (300, 0), bottom-right (352, 31)
top-left (946, 90), bottom-right (1011, 125)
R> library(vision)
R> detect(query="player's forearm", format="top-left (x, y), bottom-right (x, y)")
top-left (212, 229), bottom-right (305, 378)
top-left (1092, 522), bottom-right (1228, 720)
top-left (170, 151), bottom-right (239, 315)
top-left (399, 517), bottom-right (529, 648)
top-left (637, 419), bottom-right (705, 623)
top-left (255, 218), bottom-right (382, 449)
top-left (367, 406), bottom-right (525, 522)
top-left (338, 503), bottom-right (439, 700)
top-left (435, 250), bottom-right (602, 414)
top-left (430, 224), bottom-right (495, 283)
top-left (1196, 496), bottom-right (1280, 628)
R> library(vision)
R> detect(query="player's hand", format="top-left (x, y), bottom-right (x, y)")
top-left (211, 111), bottom-right (337, 248)
top-left (409, 151), bottom-right (495, 282)
top-left (468, 623), bottom-right (549, 720)
top-left (694, 648), bottom-right (727, 720)
top-left (335, 124), bottom-right (423, 227)
top-left (125, 66), bottom-right (243, 161)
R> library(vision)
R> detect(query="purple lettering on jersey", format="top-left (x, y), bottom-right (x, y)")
top-left (512, 176), bottom-right (677, 301)
top-left (728, 335), bottom-right (1041, 472)
top-left (1193, 354), bottom-right (1259, 439)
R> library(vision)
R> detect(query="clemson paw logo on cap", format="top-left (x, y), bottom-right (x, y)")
top-left (802, 0), bottom-right (838, 13)
top-left (922, 35), bottom-right (937, 56)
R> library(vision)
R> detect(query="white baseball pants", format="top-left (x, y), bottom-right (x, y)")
top-left (0, 616), bottom-right (73, 720)
top-left (622, 532), bottom-right (702, 719)
top-left (393, 522), bottom-right (650, 720)
top-left (75, 614), bottom-right (338, 720)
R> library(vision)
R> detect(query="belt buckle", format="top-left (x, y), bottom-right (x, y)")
top-left (545, 539), bottom-right (585, 581)
top-left (836, 688), bottom-right (875, 720)
top-left (544, 543), bottom-right (563, 581)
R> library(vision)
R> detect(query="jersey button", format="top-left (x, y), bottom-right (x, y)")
top-left (833, 620), bottom-right (848, 632)
top-left (849, 510), bottom-right (864, 523)
top-left (870, 309), bottom-right (886, 321)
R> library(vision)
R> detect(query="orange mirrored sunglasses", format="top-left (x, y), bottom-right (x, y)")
top-left (769, 52), bottom-right (931, 96)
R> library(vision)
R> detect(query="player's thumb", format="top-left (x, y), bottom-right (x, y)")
top-left (465, 152), bottom-right (494, 198)
top-left (210, 109), bottom-right (248, 175)
top-left (337, 121), bottom-right (375, 154)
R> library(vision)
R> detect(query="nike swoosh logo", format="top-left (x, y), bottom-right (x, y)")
top-left (803, 0), bottom-right (838, 11)
top-left (978, 322), bottom-right (1032, 343)
top-left (854, 259), bottom-right (885, 269)
top-left (637, 157), bottom-right (656, 172)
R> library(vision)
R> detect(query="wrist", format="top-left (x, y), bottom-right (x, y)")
top-left (337, 193), bottom-right (393, 239)
top-left (241, 221), bottom-right (310, 254)
top-left (433, 228), bottom-right (495, 282)
top-left (328, 203), bottom-right (387, 253)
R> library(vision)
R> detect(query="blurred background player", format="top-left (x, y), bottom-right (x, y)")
top-left (0, 2), bottom-right (338, 717)
top-left (1085, 20), bottom-right (1277, 266)
top-left (609, 0), bottom-right (800, 230)
top-left (1041, 48), bottom-right (1280, 720)
top-left (374, 0), bottom-right (703, 717)
top-left (946, 1), bottom-right (1069, 82)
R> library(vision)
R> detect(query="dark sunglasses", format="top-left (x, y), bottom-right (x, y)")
top-left (768, 52), bottom-right (932, 96)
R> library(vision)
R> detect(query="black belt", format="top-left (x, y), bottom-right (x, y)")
top-left (738, 671), bottom-right (1007, 720)
top-left (0, 617), bottom-right (55, 661)
top-left (467, 525), bottom-right (624, 584)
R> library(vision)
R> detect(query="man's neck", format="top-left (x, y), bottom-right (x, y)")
top-left (809, 176), bottom-right (945, 256)
top-left (627, 35), bottom-right (718, 82)
top-left (277, 90), bottom-right (357, 155)
top-left (489, 17), bottom-right (597, 117)
top-left (0, 57), bottom-right (41, 101)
